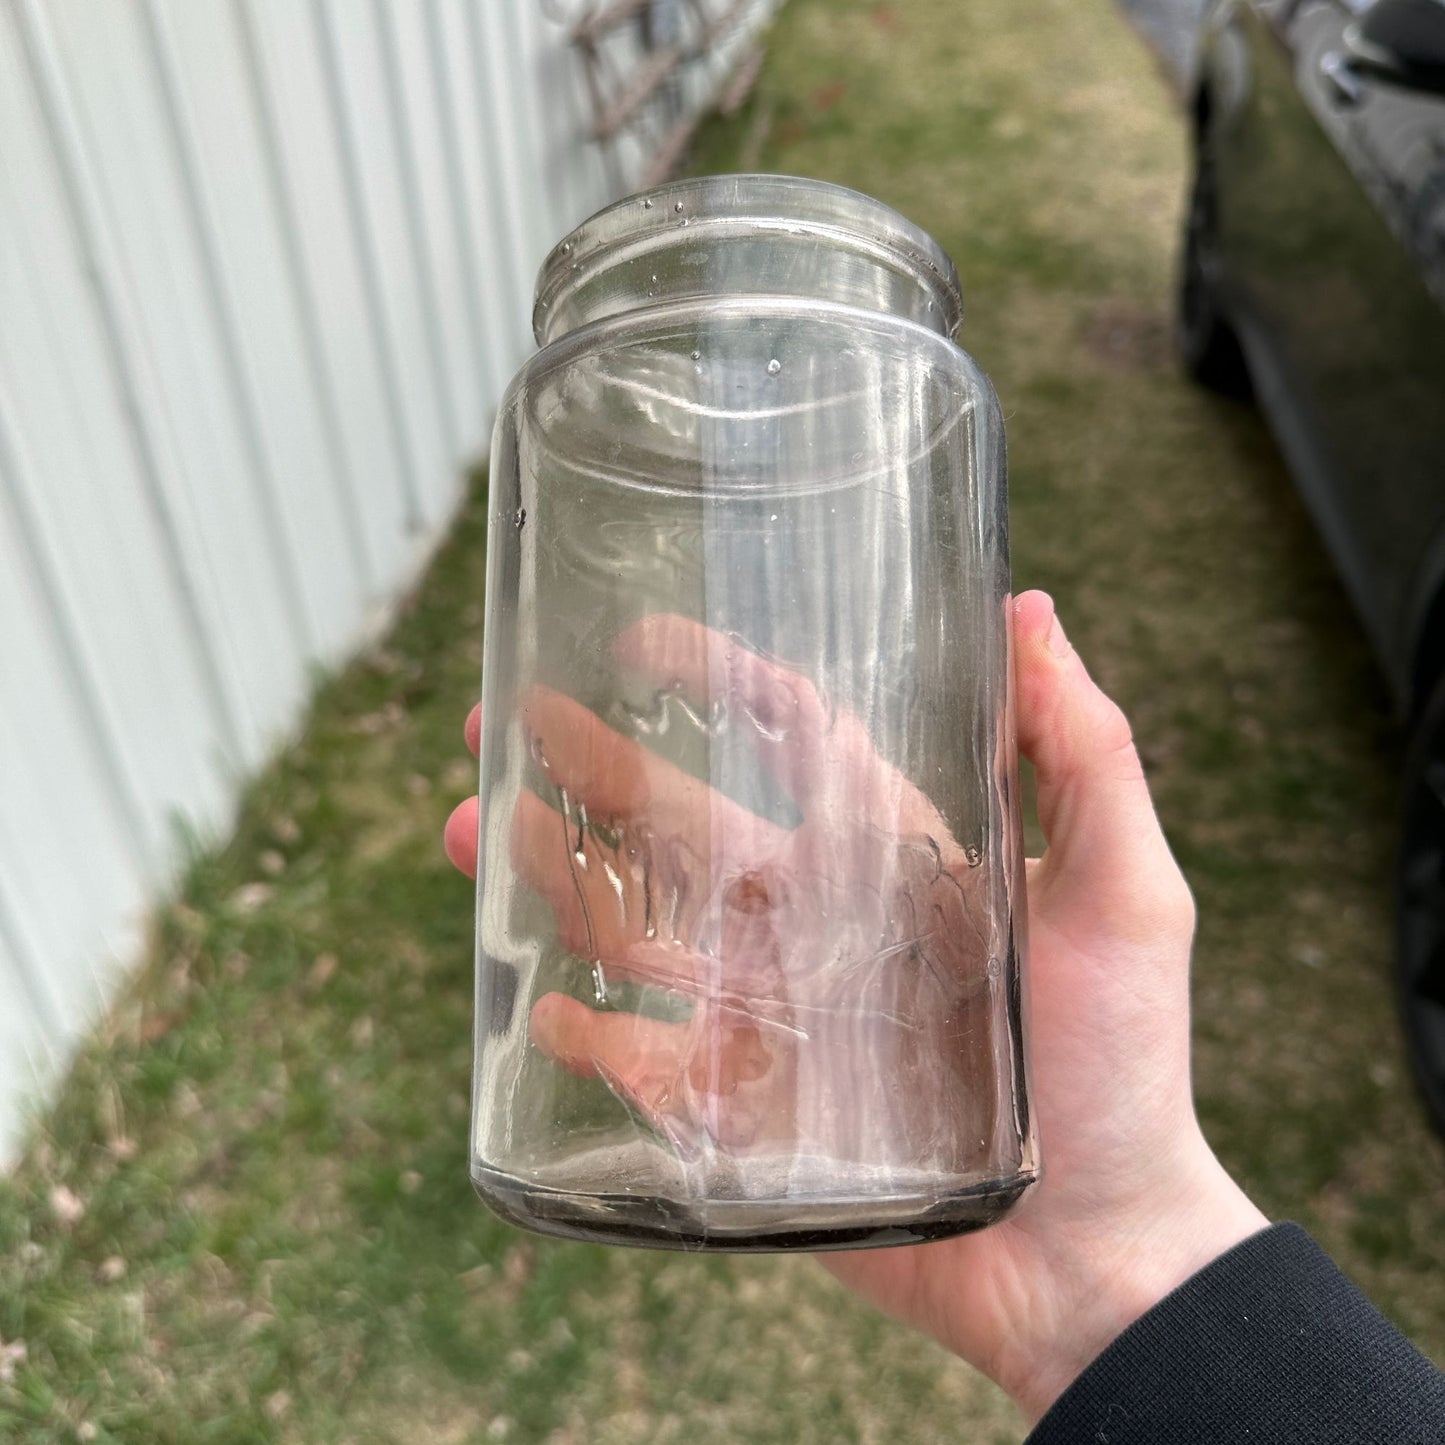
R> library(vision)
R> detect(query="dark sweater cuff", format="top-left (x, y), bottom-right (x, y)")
top-left (1026, 1222), bottom-right (1445, 1443)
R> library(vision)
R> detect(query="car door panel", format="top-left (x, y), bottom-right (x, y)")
top-left (1212, 0), bottom-right (1445, 705)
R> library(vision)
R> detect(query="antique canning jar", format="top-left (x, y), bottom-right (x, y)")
top-left (471, 175), bottom-right (1037, 1251)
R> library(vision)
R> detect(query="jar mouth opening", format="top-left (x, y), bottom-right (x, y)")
top-left (533, 174), bottom-right (964, 345)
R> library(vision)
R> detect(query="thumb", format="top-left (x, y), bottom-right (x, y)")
top-left (1012, 591), bottom-right (1193, 942)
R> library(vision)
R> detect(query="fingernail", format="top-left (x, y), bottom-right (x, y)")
top-left (1046, 611), bottom-right (1072, 658)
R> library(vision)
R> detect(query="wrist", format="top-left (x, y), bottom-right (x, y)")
top-left (1008, 1148), bottom-right (1269, 1422)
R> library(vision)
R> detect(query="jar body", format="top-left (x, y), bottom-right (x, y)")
top-left (472, 180), bottom-right (1036, 1251)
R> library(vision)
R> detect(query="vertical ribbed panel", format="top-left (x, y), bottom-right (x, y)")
top-left (0, 0), bottom-right (780, 1161)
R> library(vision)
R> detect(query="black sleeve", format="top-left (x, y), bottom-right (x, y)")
top-left (1026, 1223), bottom-right (1445, 1443)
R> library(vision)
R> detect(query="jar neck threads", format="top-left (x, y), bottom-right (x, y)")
top-left (533, 174), bottom-right (963, 347)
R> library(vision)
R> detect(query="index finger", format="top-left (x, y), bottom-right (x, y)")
top-left (615, 614), bottom-right (949, 840)
top-left (521, 683), bottom-right (790, 867)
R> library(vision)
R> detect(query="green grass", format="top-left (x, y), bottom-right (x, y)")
top-left (3, 0), bottom-right (1443, 1439)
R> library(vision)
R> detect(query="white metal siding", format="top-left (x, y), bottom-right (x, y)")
top-left (0, 0), bottom-right (776, 1161)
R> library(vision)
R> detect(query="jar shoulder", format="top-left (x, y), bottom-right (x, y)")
top-left (505, 297), bottom-right (994, 401)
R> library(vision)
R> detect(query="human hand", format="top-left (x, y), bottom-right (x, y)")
top-left (816, 591), bottom-right (1267, 1418)
top-left (450, 611), bottom-right (1007, 1178)
top-left (444, 592), bottom-right (1268, 1420)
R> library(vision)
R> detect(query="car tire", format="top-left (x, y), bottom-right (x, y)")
top-left (1177, 130), bottom-right (1252, 398)
top-left (1398, 670), bottom-right (1445, 1138)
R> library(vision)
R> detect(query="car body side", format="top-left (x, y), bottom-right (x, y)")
top-left (1194, 0), bottom-right (1445, 715)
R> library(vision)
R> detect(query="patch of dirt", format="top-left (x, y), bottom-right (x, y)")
top-left (1082, 300), bottom-right (1173, 372)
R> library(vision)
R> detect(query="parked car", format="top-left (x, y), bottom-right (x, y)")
top-left (1179, 0), bottom-right (1445, 1133)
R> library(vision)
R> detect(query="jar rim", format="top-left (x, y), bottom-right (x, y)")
top-left (533, 174), bottom-right (964, 345)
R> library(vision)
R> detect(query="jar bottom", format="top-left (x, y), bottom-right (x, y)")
top-left (471, 1164), bottom-right (1037, 1253)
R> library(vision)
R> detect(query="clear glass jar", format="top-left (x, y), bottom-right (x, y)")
top-left (472, 175), bottom-right (1037, 1251)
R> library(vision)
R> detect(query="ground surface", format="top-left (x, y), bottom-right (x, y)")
top-left (3, 0), bottom-right (1443, 1441)
top-left (1117, 0), bottom-right (1209, 87)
